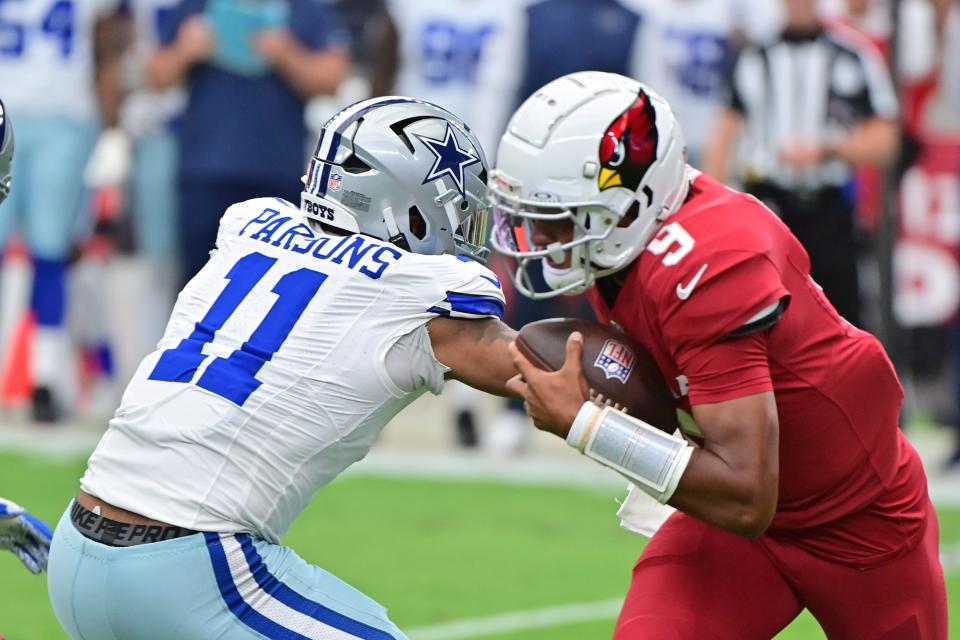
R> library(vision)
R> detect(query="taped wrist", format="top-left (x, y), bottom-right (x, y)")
top-left (566, 402), bottom-right (692, 503)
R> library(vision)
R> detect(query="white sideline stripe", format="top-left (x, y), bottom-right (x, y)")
top-left (6, 429), bottom-right (960, 506)
top-left (939, 541), bottom-right (960, 571)
top-left (409, 546), bottom-right (960, 640)
top-left (407, 598), bottom-right (623, 640)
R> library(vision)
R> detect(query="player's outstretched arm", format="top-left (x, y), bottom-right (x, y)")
top-left (428, 317), bottom-right (519, 398)
top-left (0, 498), bottom-right (53, 574)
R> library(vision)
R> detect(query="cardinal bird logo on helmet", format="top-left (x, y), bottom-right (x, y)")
top-left (598, 92), bottom-right (658, 192)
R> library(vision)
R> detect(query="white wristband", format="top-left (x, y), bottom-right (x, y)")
top-left (566, 401), bottom-right (602, 451)
top-left (567, 404), bottom-right (693, 504)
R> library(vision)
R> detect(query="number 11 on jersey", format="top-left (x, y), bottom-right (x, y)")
top-left (149, 252), bottom-right (327, 406)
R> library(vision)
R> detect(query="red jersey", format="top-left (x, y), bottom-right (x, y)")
top-left (588, 171), bottom-right (928, 567)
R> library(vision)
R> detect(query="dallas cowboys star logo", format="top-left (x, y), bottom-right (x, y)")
top-left (414, 123), bottom-right (480, 197)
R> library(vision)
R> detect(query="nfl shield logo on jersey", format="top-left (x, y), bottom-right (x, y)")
top-left (594, 339), bottom-right (636, 383)
top-left (328, 171), bottom-right (343, 191)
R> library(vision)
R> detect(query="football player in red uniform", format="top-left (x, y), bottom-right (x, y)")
top-left (491, 72), bottom-right (947, 639)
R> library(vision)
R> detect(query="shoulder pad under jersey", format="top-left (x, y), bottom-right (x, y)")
top-left (216, 197), bottom-right (299, 251)
top-left (388, 253), bottom-right (505, 321)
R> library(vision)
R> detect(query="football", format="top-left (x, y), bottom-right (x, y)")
top-left (516, 318), bottom-right (678, 433)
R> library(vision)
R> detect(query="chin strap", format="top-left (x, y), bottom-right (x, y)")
top-left (382, 205), bottom-right (411, 251)
top-left (388, 233), bottom-right (411, 251)
top-left (541, 258), bottom-right (591, 297)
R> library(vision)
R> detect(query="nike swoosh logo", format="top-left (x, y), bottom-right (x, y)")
top-left (676, 263), bottom-right (708, 300)
top-left (481, 274), bottom-right (501, 289)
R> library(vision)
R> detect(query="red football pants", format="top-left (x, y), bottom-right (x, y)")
top-left (614, 501), bottom-right (947, 639)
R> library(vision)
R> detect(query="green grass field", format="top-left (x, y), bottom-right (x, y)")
top-left (0, 451), bottom-right (956, 639)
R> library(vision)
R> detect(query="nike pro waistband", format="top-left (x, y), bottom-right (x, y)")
top-left (70, 501), bottom-right (199, 547)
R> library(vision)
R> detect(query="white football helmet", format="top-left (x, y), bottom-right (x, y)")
top-left (0, 98), bottom-right (13, 205)
top-left (302, 97), bottom-right (491, 262)
top-left (489, 72), bottom-right (689, 298)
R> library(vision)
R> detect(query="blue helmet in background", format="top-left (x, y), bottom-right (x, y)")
top-left (0, 98), bottom-right (12, 205)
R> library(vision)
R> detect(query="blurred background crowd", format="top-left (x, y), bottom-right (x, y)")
top-left (0, 0), bottom-right (958, 464)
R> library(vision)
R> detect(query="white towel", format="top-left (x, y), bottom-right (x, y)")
top-left (616, 483), bottom-right (675, 538)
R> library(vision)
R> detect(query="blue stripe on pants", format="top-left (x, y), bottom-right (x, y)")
top-left (205, 532), bottom-right (313, 640)
top-left (236, 534), bottom-right (395, 640)
top-left (206, 533), bottom-right (397, 640)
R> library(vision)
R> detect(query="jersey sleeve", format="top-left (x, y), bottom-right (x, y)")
top-left (657, 249), bottom-right (789, 405)
top-left (376, 254), bottom-right (505, 397)
top-left (414, 255), bottom-right (506, 321)
top-left (383, 324), bottom-right (447, 396)
top-left (377, 252), bottom-right (505, 341)
top-left (680, 330), bottom-right (774, 405)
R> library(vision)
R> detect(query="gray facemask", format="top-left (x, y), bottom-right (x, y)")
top-left (0, 99), bottom-right (12, 206)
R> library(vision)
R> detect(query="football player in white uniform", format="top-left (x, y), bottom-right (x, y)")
top-left (120, 0), bottom-right (186, 361)
top-left (370, 0), bottom-right (530, 449)
top-left (47, 98), bottom-right (517, 640)
top-left (83, 0), bottom-right (185, 388)
top-left (624, 0), bottom-right (783, 165)
top-left (372, 0), bottom-right (529, 160)
top-left (0, 99), bottom-right (55, 576)
top-left (0, 0), bottom-right (126, 421)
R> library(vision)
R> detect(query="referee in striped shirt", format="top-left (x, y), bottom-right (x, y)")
top-left (705, 0), bottom-right (899, 327)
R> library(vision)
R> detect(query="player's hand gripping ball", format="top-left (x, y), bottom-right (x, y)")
top-left (515, 319), bottom-right (678, 434)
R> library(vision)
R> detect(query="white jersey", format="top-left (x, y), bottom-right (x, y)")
top-left (626, 0), bottom-right (782, 161)
top-left (386, 0), bottom-right (528, 158)
top-left (82, 197), bottom-right (504, 542)
top-left (120, 0), bottom-right (186, 136)
top-left (0, 0), bottom-right (121, 120)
